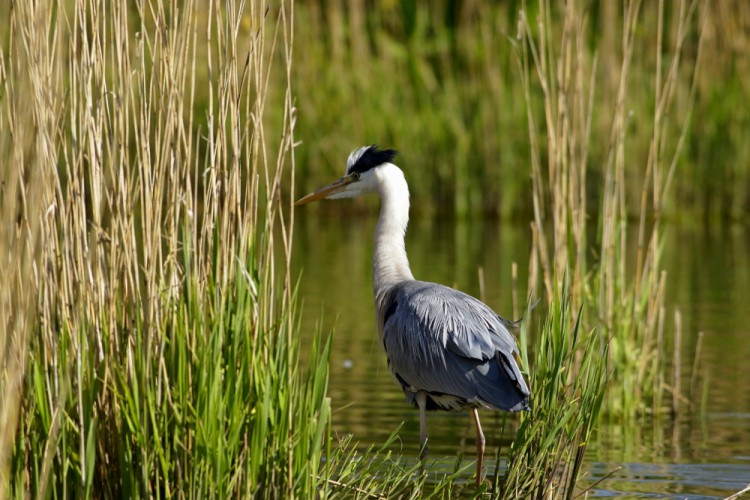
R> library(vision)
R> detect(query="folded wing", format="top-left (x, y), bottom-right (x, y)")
top-left (381, 281), bottom-right (530, 412)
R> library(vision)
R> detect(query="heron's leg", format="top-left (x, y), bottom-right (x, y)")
top-left (416, 391), bottom-right (429, 460)
top-left (470, 408), bottom-right (485, 487)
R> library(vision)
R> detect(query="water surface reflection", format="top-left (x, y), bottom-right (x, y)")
top-left (292, 213), bottom-right (750, 497)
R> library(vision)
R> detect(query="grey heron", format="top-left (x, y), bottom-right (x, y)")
top-left (296, 145), bottom-right (530, 487)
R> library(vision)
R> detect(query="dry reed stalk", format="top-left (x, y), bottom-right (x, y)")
top-left (3, 0), bottom-right (301, 495)
top-left (688, 331), bottom-right (704, 408)
top-left (634, 0), bottom-right (705, 340)
top-left (654, 302), bottom-right (667, 412)
top-left (520, 0), bottom-right (593, 304)
top-left (512, 261), bottom-right (519, 322)
top-left (597, 0), bottom-right (641, 333)
top-left (0, 0), bottom-right (60, 494)
top-left (521, 0), bottom-right (705, 418)
top-left (672, 308), bottom-right (682, 417)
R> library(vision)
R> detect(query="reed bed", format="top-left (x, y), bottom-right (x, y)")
top-left (0, 0), bottom-right (334, 497)
top-left (0, 0), bottom-right (715, 497)
top-left (496, 0), bottom-right (705, 496)
top-left (308, 1), bottom-right (705, 492)
top-left (519, 0), bottom-right (706, 418)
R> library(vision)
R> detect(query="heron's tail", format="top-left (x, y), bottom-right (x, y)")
top-left (475, 352), bottom-right (530, 412)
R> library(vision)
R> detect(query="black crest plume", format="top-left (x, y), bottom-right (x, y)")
top-left (346, 145), bottom-right (398, 175)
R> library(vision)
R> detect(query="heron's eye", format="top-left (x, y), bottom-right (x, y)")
top-left (350, 172), bottom-right (361, 182)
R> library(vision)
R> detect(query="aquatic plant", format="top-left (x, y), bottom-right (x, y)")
top-left (498, 0), bottom-right (705, 495)
top-left (502, 280), bottom-right (607, 499)
top-left (0, 0), bottom-right (331, 496)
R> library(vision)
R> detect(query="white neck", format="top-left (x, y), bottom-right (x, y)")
top-left (372, 164), bottom-right (414, 304)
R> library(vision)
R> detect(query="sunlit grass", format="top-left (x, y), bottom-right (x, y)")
top-left (503, 281), bottom-right (608, 499)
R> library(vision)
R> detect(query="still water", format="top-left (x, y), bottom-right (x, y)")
top-left (292, 210), bottom-right (750, 498)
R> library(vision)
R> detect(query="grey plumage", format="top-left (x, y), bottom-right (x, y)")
top-left (379, 280), bottom-right (529, 413)
top-left (296, 145), bottom-right (531, 487)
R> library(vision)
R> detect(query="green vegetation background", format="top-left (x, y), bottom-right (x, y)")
top-left (291, 1), bottom-right (748, 220)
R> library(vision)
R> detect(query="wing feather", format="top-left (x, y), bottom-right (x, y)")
top-left (381, 281), bottom-right (530, 412)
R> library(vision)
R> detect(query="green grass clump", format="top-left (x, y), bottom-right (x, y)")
top-left (502, 283), bottom-right (608, 499)
top-left (14, 257), bottom-right (331, 498)
top-left (318, 429), bottom-right (473, 499)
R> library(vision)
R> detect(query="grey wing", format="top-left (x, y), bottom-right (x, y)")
top-left (382, 281), bottom-right (530, 412)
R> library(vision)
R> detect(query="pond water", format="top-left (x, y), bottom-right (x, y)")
top-left (292, 209), bottom-right (750, 498)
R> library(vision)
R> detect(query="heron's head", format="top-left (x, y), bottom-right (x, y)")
top-left (295, 145), bottom-right (398, 206)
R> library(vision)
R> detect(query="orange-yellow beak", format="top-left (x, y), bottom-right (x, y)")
top-left (295, 177), bottom-right (353, 206)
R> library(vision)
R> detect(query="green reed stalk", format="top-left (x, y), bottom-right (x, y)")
top-left (503, 280), bottom-right (607, 499)
top-left (315, 426), bottom-right (474, 499)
